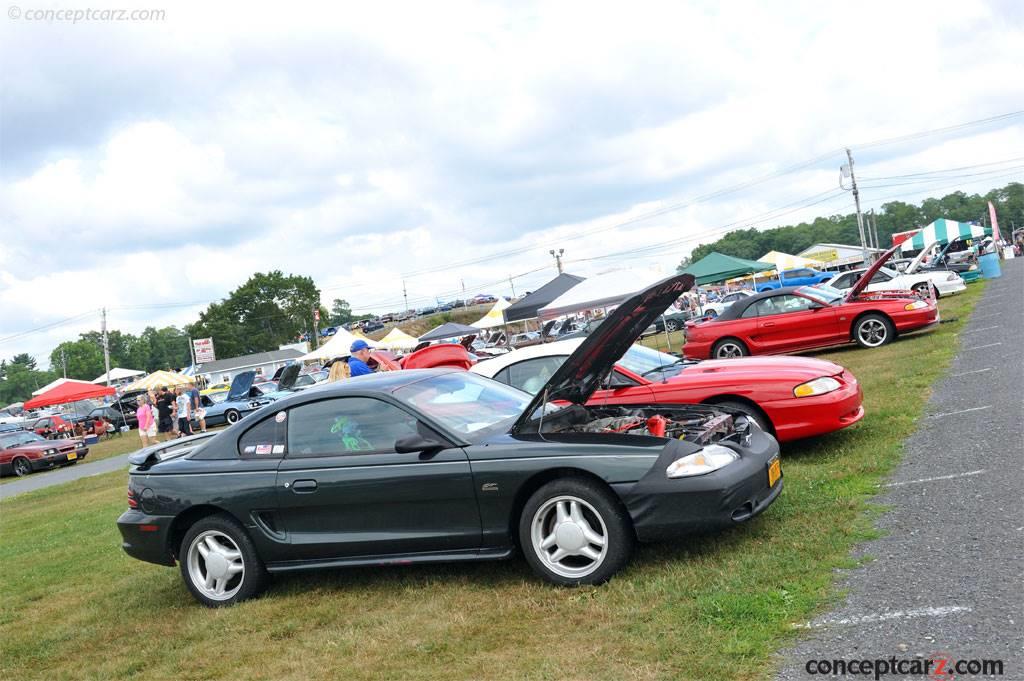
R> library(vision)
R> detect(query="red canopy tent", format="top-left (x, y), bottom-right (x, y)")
top-left (23, 381), bottom-right (116, 410)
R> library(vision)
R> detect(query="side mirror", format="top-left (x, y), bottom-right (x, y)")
top-left (394, 434), bottom-right (446, 454)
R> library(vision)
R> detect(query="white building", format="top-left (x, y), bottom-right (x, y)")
top-left (797, 243), bottom-right (885, 271)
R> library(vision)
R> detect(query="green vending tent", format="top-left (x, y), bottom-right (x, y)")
top-left (898, 218), bottom-right (992, 253)
top-left (680, 252), bottom-right (776, 285)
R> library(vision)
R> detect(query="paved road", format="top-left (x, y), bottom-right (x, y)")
top-left (776, 258), bottom-right (1024, 679)
top-left (0, 452), bottom-right (132, 500)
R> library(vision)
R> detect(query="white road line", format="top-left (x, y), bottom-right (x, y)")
top-left (950, 367), bottom-right (994, 377)
top-left (959, 326), bottom-right (1000, 334)
top-left (792, 606), bottom-right (972, 629)
top-left (962, 342), bottom-right (1003, 351)
top-left (926, 405), bottom-right (992, 418)
top-left (882, 469), bottom-right (987, 487)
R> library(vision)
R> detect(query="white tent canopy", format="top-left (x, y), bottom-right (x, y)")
top-left (31, 378), bottom-right (93, 396)
top-left (91, 368), bottom-right (145, 384)
top-left (469, 298), bottom-right (512, 329)
top-left (378, 328), bottom-right (419, 351)
top-left (538, 268), bottom-right (667, 320)
top-left (756, 251), bottom-right (823, 271)
top-left (299, 328), bottom-right (380, 362)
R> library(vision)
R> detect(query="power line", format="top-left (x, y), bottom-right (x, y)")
top-left (0, 310), bottom-right (99, 346)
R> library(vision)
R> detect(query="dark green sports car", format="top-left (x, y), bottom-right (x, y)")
top-left (118, 273), bottom-right (783, 606)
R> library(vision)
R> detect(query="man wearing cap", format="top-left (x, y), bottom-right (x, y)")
top-left (348, 340), bottom-right (374, 377)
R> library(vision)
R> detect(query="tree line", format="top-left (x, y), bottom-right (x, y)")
top-left (0, 271), bottom-right (369, 405)
top-left (680, 182), bottom-right (1023, 268)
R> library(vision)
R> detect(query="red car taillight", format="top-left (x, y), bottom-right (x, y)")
top-left (127, 488), bottom-right (138, 509)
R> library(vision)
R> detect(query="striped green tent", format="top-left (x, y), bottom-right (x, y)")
top-left (898, 218), bottom-right (992, 253)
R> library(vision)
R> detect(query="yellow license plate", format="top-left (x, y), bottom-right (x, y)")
top-left (67, 452), bottom-right (77, 461)
top-left (767, 458), bottom-right (781, 487)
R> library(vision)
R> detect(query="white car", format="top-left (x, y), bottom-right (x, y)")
top-left (823, 265), bottom-right (965, 298)
top-left (702, 290), bottom-right (756, 318)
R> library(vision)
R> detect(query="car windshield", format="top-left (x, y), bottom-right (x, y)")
top-left (798, 285), bottom-right (844, 305)
top-left (208, 392), bottom-right (229, 404)
top-left (394, 372), bottom-right (532, 441)
top-left (618, 344), bottom-right (685, 378)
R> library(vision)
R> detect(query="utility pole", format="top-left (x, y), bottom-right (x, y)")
top-left (188, 336), bottom-right (197, 367)
top-left (101, 307), bottom-right (111, 386)
top-left (402, 280), bottom-right (409, 314)
top-left (841, 148), bottom-right (869, 265)
top-left (312, 307), bottom-right (320, 349)
top-left (508, 275), bottom-right (516, 298)
top-left (549, 248), bottom-right (564, 274)
top-left (872, 212), bottom-right (881, 251)
top-left (61, 348), bottom-right (67, 379)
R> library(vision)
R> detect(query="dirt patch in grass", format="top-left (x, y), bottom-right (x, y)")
top-left (0, 286), bottom-right (985, 680)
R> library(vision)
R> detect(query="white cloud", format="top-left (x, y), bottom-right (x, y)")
top-left (1, 0), bottom-right (1022, 365)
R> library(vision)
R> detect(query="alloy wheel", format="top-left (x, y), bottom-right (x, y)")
top-left (715, 342), bottom-right (744, 358)
top-left (858, 319), bottom-right (887, 347)
top-left (530, 495), bottom-right (608, 579)
top-left (12, 458), bottom-right (31, 477)
top-left (186, 530), bottom-right (245, 601)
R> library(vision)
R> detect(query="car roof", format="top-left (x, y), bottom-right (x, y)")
top-left (469, 339), bottom-right (585, 377)
top-left (715, 286), bottom-right (806, 321)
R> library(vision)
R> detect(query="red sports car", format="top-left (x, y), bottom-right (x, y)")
top-left (470, 340), bottom-right (863, 442)
top-left (683, 246), bottom-right (938, 359)
top-left (29, 414), bottom-right (74, 438)
top-left (0, 430), bottom-right (89, 477)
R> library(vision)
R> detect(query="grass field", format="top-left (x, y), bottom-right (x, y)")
top-left (0, 285), bottom-right (986, 681)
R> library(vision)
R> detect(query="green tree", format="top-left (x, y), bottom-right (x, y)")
top-left (186, 271), bottom-right (321, 357)
top-left (328, 299), bottom-right (355, 326)
top-left (0, 356), bottom-right (57, 405)
top-left (680, 182), bottom-right (1022, 269)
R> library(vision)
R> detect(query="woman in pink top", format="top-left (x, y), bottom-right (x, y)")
top-left (136, 395), bottom-right (156, 448)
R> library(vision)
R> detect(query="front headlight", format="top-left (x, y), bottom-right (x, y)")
top-left (905, 300), bottom-right (928, 310)
top-left (666, 444), bottom-right (739, 478)
top-left (968, 264), bottom-right (978, 271)
top-left (46, 448), bottom-right (56, 455)
top-left (793, 376), bottom-right (841, 398)
top-left (946, 273), bottom-right (958, 281)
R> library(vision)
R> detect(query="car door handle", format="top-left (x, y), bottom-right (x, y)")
top-left (762, 322), bottom-right (776, 327)
top-left (291, 479), bottom-right (318, 493)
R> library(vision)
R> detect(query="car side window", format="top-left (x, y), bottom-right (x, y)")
top-left (751, 295), bottom-right (814, 317)
top-left (833, 273), bottom-right (855, 289)
top-left (870, 270), bottom-right (892, 283)
top-left (740, 301), bottom-right (761, 318)
top-left (237, 412), bottom-right (288, 458)
top-left (503, 357), bottom-right (567, 394)
top-left (286, 397), bottom-right (421, 458)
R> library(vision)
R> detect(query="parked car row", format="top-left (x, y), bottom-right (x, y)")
top-left (110, 249), bottom-right (955, 607)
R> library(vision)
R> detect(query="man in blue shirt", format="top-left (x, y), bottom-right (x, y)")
top-left (348, 340), bottom-right (374, 377)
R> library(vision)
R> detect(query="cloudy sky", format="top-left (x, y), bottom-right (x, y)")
top-left (2, 0), bottom-right (1022, 366)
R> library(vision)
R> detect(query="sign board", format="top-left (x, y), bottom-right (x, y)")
top-left (802, 248), bottom-right (838, 263)
top-left (314, 309), bottom-right (320, 322)
top-left (193, 337), bottom-right (216, 363)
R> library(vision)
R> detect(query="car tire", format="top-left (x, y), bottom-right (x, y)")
top-left (853, 313), bottom-right (894, 349)
top-left (665, 320), bottom-right (680, 332)
top-left (179, 514), bottom-right (268, 607)
top-left (519, 477), bottom-right (634, 586)
top-left (12, 457), bottom-right (31, 477)
top-left (705, 309), bottom-right (718, 318)
top-left (711, 399), bottom-right (772, 434)
top-left (225, 410), bottom-right (240, 425)
top-left (712, 338), bottom-right (749, 358)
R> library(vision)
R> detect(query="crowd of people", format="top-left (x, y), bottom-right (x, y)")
top-left (134, 384), bottom-right (207, 448)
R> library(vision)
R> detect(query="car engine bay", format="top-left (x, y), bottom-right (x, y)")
top-left (542, 404), bottom-right (753, 446)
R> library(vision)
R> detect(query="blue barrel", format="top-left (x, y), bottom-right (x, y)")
top-left (979, 252), bottom-right (1002, 279)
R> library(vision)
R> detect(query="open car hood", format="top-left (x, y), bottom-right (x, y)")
top-left (846, 244), bottom-right (901, 300)
top-left (226, 371), bottom-right (256, 403)
top-left (275, 364), bottom-right (300, 391)
top-left (512, 273), bottom-right (695, 433)
top-left (905, 240), bottom-right (940, 274)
